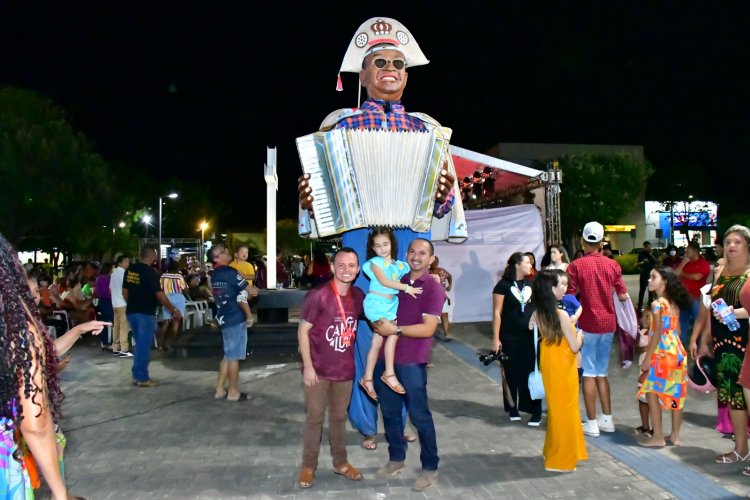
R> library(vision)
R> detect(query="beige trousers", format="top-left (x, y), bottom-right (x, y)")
top-left (112, 306), bottom-right (130, 351)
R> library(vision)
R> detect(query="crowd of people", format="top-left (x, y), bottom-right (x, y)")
top-left (5, 13), bottom-right (750, 499)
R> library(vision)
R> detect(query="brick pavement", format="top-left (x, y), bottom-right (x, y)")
top-left (44, 338), bottom-right (715, 499)
top-left (44, 274), bottom-right (747, 499)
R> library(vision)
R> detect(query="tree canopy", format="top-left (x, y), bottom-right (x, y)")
top-left (0, 86), bottom-right (120, 253)
top-left (555, 153), bottom-right (653, 249)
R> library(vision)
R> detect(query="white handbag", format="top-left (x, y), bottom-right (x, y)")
top-left (528, 324), bottom-right (545, 400)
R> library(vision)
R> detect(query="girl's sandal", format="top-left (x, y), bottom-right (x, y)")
top-left (714, 449), bottom-right (750, 464)
top-left (742, 466), bottom-right (750, 477)
top-left (381, 373), bottom-right (406, 394)
top-left (358, 379), bottom-right (378, 401)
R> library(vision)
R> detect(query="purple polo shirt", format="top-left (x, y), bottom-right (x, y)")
top-left (382, 271), bottom-right (444, 364)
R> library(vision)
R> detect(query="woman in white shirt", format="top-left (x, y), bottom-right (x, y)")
top-left (543, 245), bottom-right (570, 272)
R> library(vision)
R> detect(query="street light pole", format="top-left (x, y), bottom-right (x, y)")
top-left (157, 192), bottom-right (178, 262)
top-left (199, 221), bottom-right (209, 270)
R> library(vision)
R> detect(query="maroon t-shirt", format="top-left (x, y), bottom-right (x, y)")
top-left (380, 271), bottom-right (444, 365)
top-left (300, 282), bottom-right (365, 381)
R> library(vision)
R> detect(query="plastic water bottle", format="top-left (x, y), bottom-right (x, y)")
top-left (711, 298), bottom-right (741, 332)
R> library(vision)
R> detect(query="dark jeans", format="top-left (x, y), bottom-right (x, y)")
top-left (678, 297), bottom-right (701, 346)
top-left (374, 360), bottom-right (439, 471)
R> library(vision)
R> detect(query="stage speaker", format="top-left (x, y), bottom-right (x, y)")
top-left (630, 228), bottom-right (637, 238)
top-left (655, 229), bottom-right (664, 239)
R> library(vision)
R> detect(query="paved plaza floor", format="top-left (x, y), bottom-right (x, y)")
top-left (50, 275), bottom-right (748, 499)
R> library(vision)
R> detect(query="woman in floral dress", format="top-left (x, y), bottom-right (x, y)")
top-left (707, 226), bottom-right (750, 464)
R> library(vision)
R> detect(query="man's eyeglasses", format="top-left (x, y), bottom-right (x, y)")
top-left (372, 58), bottom-right (406, 70)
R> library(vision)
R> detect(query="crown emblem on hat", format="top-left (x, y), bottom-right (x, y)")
top-left (371, 19), bottom-right (392, 36)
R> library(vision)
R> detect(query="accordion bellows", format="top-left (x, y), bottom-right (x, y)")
top-left (296, 127), bottom-right (451, 238)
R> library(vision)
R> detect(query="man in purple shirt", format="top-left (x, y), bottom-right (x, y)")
top-left (372, 238), bottom-right (445, 491)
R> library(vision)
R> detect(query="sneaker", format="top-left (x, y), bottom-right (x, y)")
top-left (597, 414), bottom-right (615, 433)
top-left (119, 351), bottom-right (134, 358)
top-left (509, 408), bottom-right (521, 421)
top-left (622, 360), bottom-right (633, 369)
top-left (528, 414), bottom-right (542, 427)
top-left (111, 350), bottom-right (122, 356)
top-left (583, 420), bottom-right (600, 437)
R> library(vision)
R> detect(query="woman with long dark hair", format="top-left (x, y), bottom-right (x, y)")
top-left (638, 266), bottom-right (691, 448)
top-left (0, 234), bottom-right (83, 499)
top-left (541, 244), bottom-right (570, 271)
top-left (491, 252), bottom-right (540, 424)
top-left (530, 270), bottom-right (586, 472)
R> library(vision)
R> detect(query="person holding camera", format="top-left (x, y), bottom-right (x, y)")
top-left (491, 252), bottom-right (540, 425)
top-left (530, 270), bottom-right (587, 472)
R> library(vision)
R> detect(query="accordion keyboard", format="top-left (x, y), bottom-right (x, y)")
top-left (296, 134), bottom-right (336, 236)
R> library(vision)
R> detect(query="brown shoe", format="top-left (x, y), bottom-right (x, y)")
top-left (376, 460), bottom-right (405, 478)
top-left (297, 467), bottom-right (315, 489)
top-left (135, 380), bottom-right (159, 387)
top-left (413, 470), bottom-right (438, 491)
top-left (333, 462), bottom-right (364, 481)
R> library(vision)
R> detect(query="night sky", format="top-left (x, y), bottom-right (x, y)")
top-left (2, 2), bottom-right (748, 228)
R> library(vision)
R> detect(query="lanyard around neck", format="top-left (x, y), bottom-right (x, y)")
top-left (330, 281), bottom-right (349, 321)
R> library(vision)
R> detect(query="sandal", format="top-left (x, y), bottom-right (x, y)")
top-left (633, 426), bottom-right (653, 438)
top-left (714, 449), bottom-right (750, 464)
top-left (358, 379), bottom-right (378, 401)
top-left (361, 436), bottom-right (377, 450)
top-left (381, 373), bottom-right (406, 394)
top-left (297, 467), bottom-right (315, 489)
top-left (743, 466), bottom-right (750, 477)
top-left (334, 462), bottom-right (364, 481)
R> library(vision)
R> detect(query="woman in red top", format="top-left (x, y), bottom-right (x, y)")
top-left (307, 249), bottom-right (333, 288)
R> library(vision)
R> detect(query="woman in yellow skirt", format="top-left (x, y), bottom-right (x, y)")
top-left (531, 269), bottom-right (587, 472)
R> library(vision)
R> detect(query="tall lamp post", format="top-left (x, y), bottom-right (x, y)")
top-left (158, 192), bottom-right (179, 261)
top-left (199, 221), bottom-right (209, 269)
top-left (142, 214), bottom-right (152, 237)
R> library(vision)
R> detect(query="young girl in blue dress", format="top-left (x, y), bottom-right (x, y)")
top-left (359, 228), bottom-right (422, 400)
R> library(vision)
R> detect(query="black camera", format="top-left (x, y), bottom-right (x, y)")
top-left (478, 351), bottom-right (509, 366)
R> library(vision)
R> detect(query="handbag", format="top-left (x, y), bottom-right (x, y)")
top-left (613, 292), bottom-right (638, 339)
top-left (528, 324), bottom-right (545, 400)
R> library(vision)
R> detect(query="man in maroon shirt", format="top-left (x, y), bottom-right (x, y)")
top-left (675, 241), bottom-right (710, 346)
top-left (567, 222), bottom-right (628, 438)
top-left (372, 238), bottom-right (446, 492)
top-left (296, 248), bottom-right (365, 489)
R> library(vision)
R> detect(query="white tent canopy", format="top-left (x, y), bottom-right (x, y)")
top-left (434, 204), bottom-right (545, 323)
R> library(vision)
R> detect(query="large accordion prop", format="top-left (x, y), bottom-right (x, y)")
top-left (296, 126), bottom-right (467, 242)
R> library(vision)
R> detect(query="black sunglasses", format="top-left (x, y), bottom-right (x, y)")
top-left (372, 58), bottom-right (406, 70)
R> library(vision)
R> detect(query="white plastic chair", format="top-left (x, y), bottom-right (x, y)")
top-left (183, 302), bottom-right (200, 330)
top-left (193, 300), bottom-right (212, 325)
